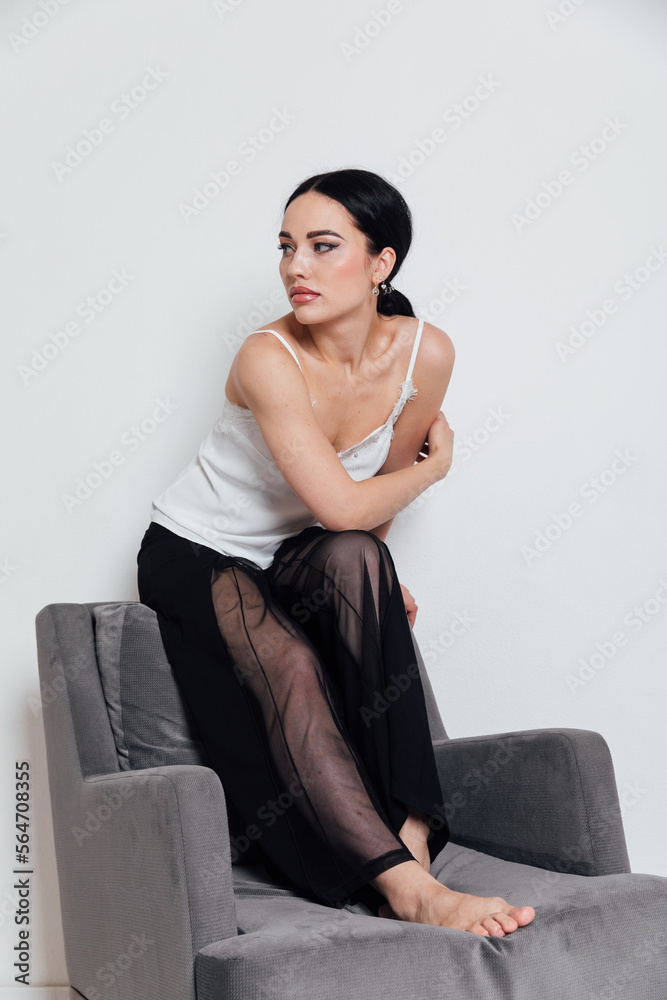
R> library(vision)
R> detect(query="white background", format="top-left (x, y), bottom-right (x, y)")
top-left (1, 0), bottom-right (666, 992)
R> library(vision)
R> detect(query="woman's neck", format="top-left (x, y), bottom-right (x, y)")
top-left (285, 307), bottom-right (395, 376)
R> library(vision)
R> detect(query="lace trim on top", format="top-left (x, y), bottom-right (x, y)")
top-left (222, 377), bottom-right (418, 458)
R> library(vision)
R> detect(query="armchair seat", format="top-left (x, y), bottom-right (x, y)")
top-left (190, 847), bottom-right (665, 1000)
top-left (37, 602), bottom-right (667, 1000)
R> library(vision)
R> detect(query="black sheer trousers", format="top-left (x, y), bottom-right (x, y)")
top-left (137, 522), bottom-right (450, 909)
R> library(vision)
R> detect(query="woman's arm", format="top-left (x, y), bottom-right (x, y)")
top-left (369, 517), bottom-right (395, 542)
top-left (370, 323), bottom-right (456, 542)
top-left (232, 331), bottom-right (454, 533)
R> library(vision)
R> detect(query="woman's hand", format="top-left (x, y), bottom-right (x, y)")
top-left (400, 584), bottom-right (418, 628)
top-left (417, 411), bottom-right (454, 476)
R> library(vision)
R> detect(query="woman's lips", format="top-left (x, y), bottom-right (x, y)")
top-left (291, 292), bottom-right (320, 303)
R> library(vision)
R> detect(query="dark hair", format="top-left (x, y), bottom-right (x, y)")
top-left (283, 168), bottom-right (415, 318)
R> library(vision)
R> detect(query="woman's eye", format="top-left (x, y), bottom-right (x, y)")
top-left (276, 242), bottom-right (339, 254)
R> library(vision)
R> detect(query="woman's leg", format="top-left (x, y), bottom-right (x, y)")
top-left (138, 523), bottom-right (536, 933)
top-left (265, 526), bottom-right (450, 865)
top-left (263, 527), bottom-right (536, 936)
top-left (137, 523), bottom-right (415, 907)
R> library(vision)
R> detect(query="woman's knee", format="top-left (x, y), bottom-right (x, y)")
top-left (322, 528), bottom-right (387, 562)
top-left (317, 529), bottom-right (392, 585)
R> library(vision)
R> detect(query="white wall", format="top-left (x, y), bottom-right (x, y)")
top-left (1, 0), bottom-right (666, 991)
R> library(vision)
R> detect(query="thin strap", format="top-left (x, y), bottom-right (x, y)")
top-left (405, 317), bottom-right (425, 383)
top-left (257, 329), bottom-right (303, 374)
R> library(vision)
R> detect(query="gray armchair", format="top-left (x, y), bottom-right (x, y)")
top-left (36, 601), bottom-right (667, 1000)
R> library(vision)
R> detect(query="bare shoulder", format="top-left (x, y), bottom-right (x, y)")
top-left (412, 320), bottom-right (455, 402)
top-left (230, 324), bottom-right (308, 409)
top-left (419, 320), bottom-right (455, 369)
top-left (235, 315), bottom-right (301, 365)
top-left (233, 314), bottom-right (297, 364)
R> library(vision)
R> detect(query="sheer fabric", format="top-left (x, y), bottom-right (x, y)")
top-left (137, 521), bottom-right (450, 909)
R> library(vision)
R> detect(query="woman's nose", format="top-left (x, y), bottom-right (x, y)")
top-left (286, 248), bottom-right (311, 279)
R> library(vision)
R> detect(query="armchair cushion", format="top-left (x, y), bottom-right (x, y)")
top-left (93, 602), bottom-right (210, 771)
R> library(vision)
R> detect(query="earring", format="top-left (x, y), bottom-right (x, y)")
top-left (372, 281), bottom-right (380, 296)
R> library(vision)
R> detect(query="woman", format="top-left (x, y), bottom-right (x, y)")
top-left (137, 168), bottom-right (535, 937)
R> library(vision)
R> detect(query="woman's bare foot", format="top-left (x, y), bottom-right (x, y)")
top-left (398, 808), bottom-right (431, 872)
top-left (373, 860), bottom-right (536, 937)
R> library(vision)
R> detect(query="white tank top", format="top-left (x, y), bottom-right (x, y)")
top-left (151, 318), bottom-right (425, 569)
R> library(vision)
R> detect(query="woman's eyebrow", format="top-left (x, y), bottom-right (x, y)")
top-left (278, 230), bottom-right (346, 240)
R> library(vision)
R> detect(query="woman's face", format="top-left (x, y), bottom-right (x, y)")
top-left (278, 191), bottom-right (381, 322)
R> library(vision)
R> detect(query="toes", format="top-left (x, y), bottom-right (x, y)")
top-left (467, 923), bottom-right (491, 937)
top-left (481, 917), bottom-right (505, 937)
top-left (511, 906), bottom-right (536, 926)
top-left (495, 912), bottom-right (518, 932)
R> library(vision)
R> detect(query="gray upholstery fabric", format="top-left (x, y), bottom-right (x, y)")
top-left (193, 841), bottom-right (667, 1000)
top-left (39, 603), bottom-right (120, 779)
top-left (37, 604), bottom-right (237, 1000)
top-left (410, 626), bottom-right (448, 742)
top-left (36, 601), bottom-right (667, 1000)
top-left (433, 729), bottom-right (631, 877)
top-left (93, 602), bottom-right (210, 771)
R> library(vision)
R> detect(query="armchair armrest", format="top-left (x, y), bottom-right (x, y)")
top-left (61, 764), bottom-right (237, 1000)
top-left (432, 727), bottom-right (631, 877)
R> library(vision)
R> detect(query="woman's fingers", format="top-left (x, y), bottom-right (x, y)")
top-left (400, 584), bottom-right (418, 627)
